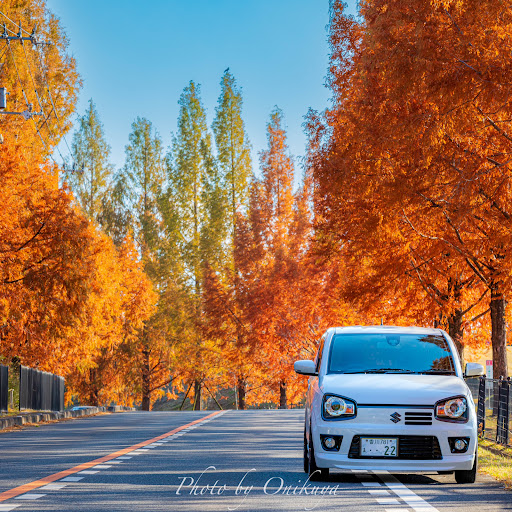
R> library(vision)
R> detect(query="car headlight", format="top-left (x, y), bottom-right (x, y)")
top-left (435, 396), bottom-right (468, 422)
top-left (322, 394), bottom-right (357, 420)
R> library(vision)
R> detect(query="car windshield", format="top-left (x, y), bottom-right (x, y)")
top-left (327, 333), bottom-right (456, 375)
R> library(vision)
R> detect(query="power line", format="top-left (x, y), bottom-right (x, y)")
top-left (0, 11), bottom-right (32, 36)
top-left (6, 38), bottom-right (58, 166)
top-left (1, 15), bottom-right (77, 172)
top-left (35, 44), bottom-right (74, 160)
top-left (21, 40), bottom-right (46, 116)
top-left (20, 39), bottom-right (67, 164)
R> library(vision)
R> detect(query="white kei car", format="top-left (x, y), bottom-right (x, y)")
top-left (294, 326), bottom-right (484, 483)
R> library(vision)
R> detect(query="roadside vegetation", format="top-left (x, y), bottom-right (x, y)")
top-left (479, 439), bottom-right (512, 488)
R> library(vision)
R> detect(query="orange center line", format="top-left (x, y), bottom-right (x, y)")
top-left (0, 410), bottom-right (223, 502)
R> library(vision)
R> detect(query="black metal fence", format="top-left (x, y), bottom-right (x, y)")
top-left (19, 366), bottom-right (64, 412)
top-left (0, 365), bottom-right (7, 413)
top-left (467, 376), bottom-right (512, 447)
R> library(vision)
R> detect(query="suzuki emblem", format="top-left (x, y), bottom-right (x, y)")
top-left (390, 412), bottom-right (401, 423)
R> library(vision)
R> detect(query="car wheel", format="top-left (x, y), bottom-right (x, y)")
top-left (454, 449), bottom-right (477, 484)
top-left (308, 430), bottom-right (329, 481)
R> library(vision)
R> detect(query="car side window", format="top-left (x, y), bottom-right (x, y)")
top-left (315, 336), bottom-right (326, 373)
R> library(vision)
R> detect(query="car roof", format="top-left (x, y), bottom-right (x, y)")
top-left (329, 325), bottom-right (445, 336)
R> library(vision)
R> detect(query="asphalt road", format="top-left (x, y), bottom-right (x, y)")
top-left (0, 410), bottom-right (510, 511)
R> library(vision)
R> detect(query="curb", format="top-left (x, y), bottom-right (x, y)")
top-left (0, 406), bottom-right (135, 430)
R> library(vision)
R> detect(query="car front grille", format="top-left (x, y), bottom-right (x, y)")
top-left (348, 435), bottom-right (442, 460)
top-left (404, 411), bottom-right (433, 425)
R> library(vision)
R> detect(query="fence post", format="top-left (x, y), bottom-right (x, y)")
top-left (496, 376), bottom-right (510, 446)
top-left (0, 365), bottom-right (8, 413)
top-left (477, 375), bottom-right (486, 437)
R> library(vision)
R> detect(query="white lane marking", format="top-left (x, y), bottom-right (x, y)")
top-left (116, 456), bottom-right (132, 459)
top-left (362, 482), bottom-right (382, 487)
top-left (369, 489), bottom-right (390, 495)
top-left (92, 465), bottom-right (112, 469)
top-left (351, 469), bottom-right (369, 473)
top-left (0, 504), bottom-right (22, 511)
top-left (40, 484), bottom-right (67, 491)
top-left (108, 461), bottom-right (123, 464)
top-left (376, 472), bottom-right (440, 512)
top-left (14, 494), bottom-right (46, 500)
top-left (60, 477), bottom-right (84, 482)
top-left (78, 470), bottom-right (100, 475)
top-left (39, 484), bottom-right (68, 491)
top-left (376, 498), bottom-right (400, 505)
top-left (132, 449), bottom-right (149, 452)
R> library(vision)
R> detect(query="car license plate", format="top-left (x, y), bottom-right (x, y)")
top-left (360, 437), bottom-right (398, 457)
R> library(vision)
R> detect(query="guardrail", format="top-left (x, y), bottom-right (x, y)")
top-left (467, 376), bottom-right (511, 447)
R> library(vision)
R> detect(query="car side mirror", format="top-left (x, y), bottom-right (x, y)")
top-left (465, 362), bottom-right (485, 377)
top-left (294, 360), bottom-right (318, 376)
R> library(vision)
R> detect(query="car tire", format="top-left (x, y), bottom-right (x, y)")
top-left (454, 449), bottom-right (477, 484)
top-left (304, 428), bottom-right (309, 473)
top-left (308, 429), bottom-right (329, 481)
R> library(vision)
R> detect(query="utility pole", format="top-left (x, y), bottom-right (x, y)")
top-left (0, 22), bottom-right (49, 120)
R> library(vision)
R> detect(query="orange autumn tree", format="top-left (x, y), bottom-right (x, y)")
top-left (311, 0), bottom-right (512, 376)
top-left (230, 109), bottom-right (354, 408)
top-left (64, 235), bottom-right (156, 406)
top-left (0, 0), bottom-right (158, 407)
top-left (0, 0), bottom-right (89, 372)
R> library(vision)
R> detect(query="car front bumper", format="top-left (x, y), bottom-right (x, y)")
top-left (312, 419), bottom-right (476, 471)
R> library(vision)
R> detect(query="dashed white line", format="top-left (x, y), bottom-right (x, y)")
top-left (0, 504), bottom-right (21, 511)
top-left (78, 470), bottom-right (100, 475)
top-left (368, 489), bottom-right (390, 495)
top-left (376, 498), bottom-right (401, 505)
top-left (39, 484), bottom-right (67, 491)
top-left (60, 477), bottom-right (84, 482)
top-left (14, 494), bottom-right (46, 500)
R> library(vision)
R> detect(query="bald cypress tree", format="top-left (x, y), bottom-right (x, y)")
top-left (66, 99), bottom-right (114, 224)
top-left (212, 69), bottom-right (252, 408)
top-left (165, 81), bottom-right (224, 410)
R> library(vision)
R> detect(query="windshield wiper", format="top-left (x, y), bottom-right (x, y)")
top-left (417, 369), bottom-right (455, 375)
top-left (343, 368), bottom-right (415, 374)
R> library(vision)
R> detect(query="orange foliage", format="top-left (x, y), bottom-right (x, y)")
top-left (0, 0), bottom-right (157, 407)
top-left (310, 0), bottom-right (512, 376)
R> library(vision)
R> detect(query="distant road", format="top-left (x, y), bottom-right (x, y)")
top-left (0, 410), bottom-right (510, 511)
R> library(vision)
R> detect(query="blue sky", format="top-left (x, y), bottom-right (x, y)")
top-left (45, 0), bottom-right (357, 176)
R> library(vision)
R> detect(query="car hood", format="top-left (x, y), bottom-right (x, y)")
top-left (320, 374), bottom-right (468, 405)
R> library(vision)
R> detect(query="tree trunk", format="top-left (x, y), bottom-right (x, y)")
top-left (279, 381), bottom-right (287, 409)
top-left (193, 380), bottom-right (202, 410)
top-left (447, 309), bottom-right (464, 365)
top-left (490, 286), bottom-right (508, 379)
top-left (141, 345), bottom-right (151, 411)
top-left (88, 368), bottom-right (99, 407)
top-left (237, 377), bottom-right (246, 410)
